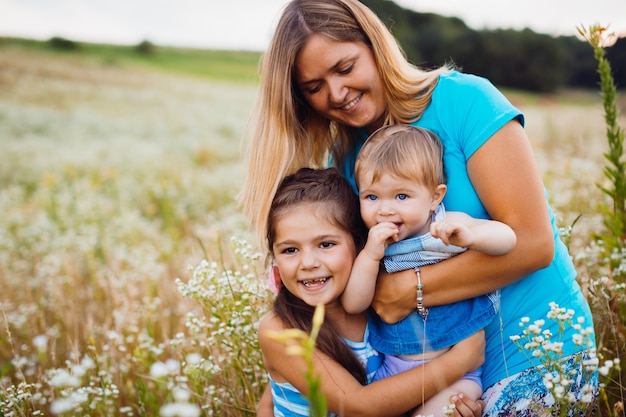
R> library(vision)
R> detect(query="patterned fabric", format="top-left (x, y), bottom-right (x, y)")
top-left (481, 350), bottom-right (599, 416)
top-left (383, 204), bottom-right (466, 273)
top-left (270, 324), bottom-right (383, 417)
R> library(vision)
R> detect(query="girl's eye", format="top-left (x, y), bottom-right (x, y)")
top-left (320, 241), bottom-right (335, 249)
top-left (282, 247), bottom-right (297, 254)
top-left (365, 194), bottom-right (378, 201)
top-left (396, 194), bottom-right (408, 200)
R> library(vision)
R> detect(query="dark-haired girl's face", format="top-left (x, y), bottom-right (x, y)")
top-left (272, 202), bottom-right (356, 308)
top-left (295, 34), bottom-right (386, 134)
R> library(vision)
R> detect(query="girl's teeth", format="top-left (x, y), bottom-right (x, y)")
top-left (302, 278), bottom-right (328, 286)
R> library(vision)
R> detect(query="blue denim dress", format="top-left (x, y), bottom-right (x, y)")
top-left (368, 204), bottom-right (499, 355)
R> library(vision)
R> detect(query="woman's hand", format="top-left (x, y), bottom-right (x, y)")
top-left (372, 268), bottom-right (416, 323)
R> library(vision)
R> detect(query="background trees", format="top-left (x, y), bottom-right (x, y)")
top-left (362, 0), bottom-right (626, 93)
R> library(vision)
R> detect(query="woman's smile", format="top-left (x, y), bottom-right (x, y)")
top-left (341, 93), bottom-right (362, 111)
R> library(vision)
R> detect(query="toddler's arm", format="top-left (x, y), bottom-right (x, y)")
top-left (342, 222), bottom-right (398, 314)
top-left (431, 211), bottom-right (516, 255)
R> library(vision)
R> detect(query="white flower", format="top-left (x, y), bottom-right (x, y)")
top-left (81, 356), bottom-right (95, 370)
top-left (528, 323), bottom-right (542, 334)
top-left (50, 398), bottom-right (74, 414)
top-left (173, 386), bottom-right (191, 402)
top-left (185, 353), bottom-right (202, 366)
top-left (165, 359), bottom-right (180, 374)
top-left (580, 392), bottom-right (594, 403)
top-left (48, 369), bottom-right (80, 388)
top-left (572, 334), bottom-right (584, 345)
top-left (160, 402), bottom-right (200, 417)
top-left (554, 385), bottom-right (565, 398)
top-left (33, 335), bottom-right (48, 352)
top-left (150, 362), bottom-right (169, 379)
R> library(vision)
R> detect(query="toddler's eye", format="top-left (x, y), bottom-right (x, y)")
top-left (396, 194), bottom-right (408, 200)
top-left (365, 194), bottom-right (378, 201)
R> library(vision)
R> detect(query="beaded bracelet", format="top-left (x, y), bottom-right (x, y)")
top-left (415, 267), bottom-right (429, 319)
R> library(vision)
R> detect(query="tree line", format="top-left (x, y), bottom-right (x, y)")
top-left (362, 0), bottom-right (626, 93)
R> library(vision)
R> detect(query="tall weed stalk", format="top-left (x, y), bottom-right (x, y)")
top-left (577, 24), bottom-right (626, 416)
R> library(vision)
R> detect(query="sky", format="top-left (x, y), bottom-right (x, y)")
top-left (1, 0), bottom-right (625, 51)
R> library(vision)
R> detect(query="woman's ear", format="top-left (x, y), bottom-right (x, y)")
top-left (430, 184), bottom-right (447, 210)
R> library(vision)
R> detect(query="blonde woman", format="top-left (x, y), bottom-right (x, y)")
top-left (241, 0), bottom-right (598, 414)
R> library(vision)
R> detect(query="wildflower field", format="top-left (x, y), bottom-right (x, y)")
top-left (0, 39), bottom-right (624, 416)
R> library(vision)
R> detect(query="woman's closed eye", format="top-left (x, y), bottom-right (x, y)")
top-left (302, 83), bottom-right (322, 95)
top-left (337, 63), bottom-right (354, 75)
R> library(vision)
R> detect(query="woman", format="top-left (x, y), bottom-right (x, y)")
top-left (241, 0), bottom-right (598, 414)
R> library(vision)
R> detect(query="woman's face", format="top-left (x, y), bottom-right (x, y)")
top-left (295, 34), bottom-right (386, 133)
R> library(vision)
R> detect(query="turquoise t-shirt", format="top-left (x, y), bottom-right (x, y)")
top-left (341, 71), bottom-right (595, 388)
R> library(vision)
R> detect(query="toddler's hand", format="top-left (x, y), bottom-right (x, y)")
top-left (362, 222), bottom-right (399, 260)
top-left (430, 219), bottom-right (473, 247)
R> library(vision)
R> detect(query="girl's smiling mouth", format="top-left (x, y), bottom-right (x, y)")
top-left (301, 277), bottom-right (329, 287)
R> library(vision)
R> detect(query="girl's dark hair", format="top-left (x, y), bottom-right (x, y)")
top-left (267, 167), bottom-right (368, 385)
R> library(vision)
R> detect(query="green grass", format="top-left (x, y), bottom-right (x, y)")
top-left (0, 36), bottom-right (262, 84)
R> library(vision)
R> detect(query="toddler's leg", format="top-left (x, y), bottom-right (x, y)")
top-left (411, 378), bottom-right (482, 417)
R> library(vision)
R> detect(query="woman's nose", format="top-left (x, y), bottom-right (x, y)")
top-left (328, 79), bottom-right (348, 104)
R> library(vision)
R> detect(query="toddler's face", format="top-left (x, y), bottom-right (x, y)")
top-left (359, 173), bottom-right (442, 240)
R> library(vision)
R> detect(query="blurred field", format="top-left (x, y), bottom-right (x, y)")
top-left (0, 39), bottom-right (623, 416)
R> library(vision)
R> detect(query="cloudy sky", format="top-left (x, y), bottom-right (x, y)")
top-left (1, 0), bottom-right (625, 51)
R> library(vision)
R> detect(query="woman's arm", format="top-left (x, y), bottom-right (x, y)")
top-left (372, 121), bottom-right (554, 323)
top-left (259, 314), bottom-right (485, 417)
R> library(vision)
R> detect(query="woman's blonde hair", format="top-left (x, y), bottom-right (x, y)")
top-left (240, 0), bottom-right (452, 249)
top-left (355, 124), bottom-right (446, 192)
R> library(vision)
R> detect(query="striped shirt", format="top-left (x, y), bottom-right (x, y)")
top-left (270, 324), bottom-right (382, 417)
